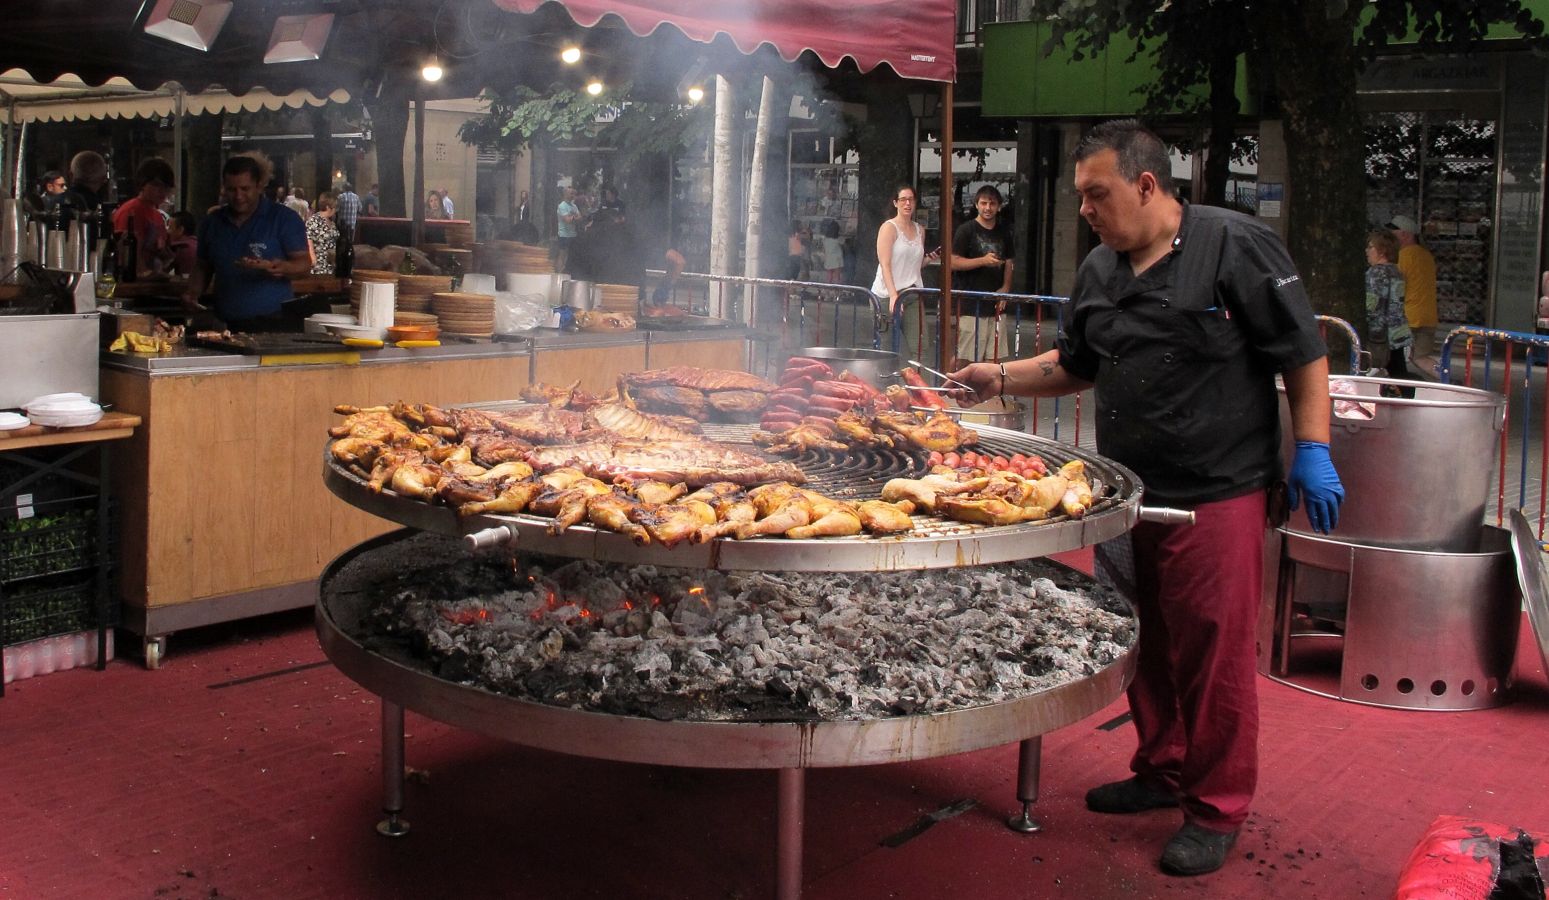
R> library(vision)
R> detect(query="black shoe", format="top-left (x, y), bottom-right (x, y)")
top-left (1084, 777), bottom-right (1180, 814)
top-left (1159, 823), bottom-right (1239, 876)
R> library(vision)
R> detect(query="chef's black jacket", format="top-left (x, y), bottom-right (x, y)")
top-left (1057, 203), bottom-right (1327, 507)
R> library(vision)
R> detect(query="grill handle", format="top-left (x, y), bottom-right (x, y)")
top-left (1137, 506), bottom-right (1196, 526)
top-left (464, 524), bottom-right (519, 551)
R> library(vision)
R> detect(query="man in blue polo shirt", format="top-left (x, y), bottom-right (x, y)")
top-left (183, 153), bottom-right (311, 328)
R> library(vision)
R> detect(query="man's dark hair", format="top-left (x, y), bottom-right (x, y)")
top-left (340, 182), bottom-right (353, 193)
top-left (1073, 119), bottom-right (1176, 196)
top-left (222, 154), bottom-right (266, 184)
top-left (37, 170), bottom-right (62, 192)
top-left (170, 210), bottom-right (196, 235)
top-left (974, 184), bottom-right (1003, 204)
top-left (135, 157), bottom-right (175, 189)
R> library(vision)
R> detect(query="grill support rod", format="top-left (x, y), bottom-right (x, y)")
top-left (777, 768), bottom-right (806, 900)
top-left (1006, 737), bottom-right (1044, 833)
top-left (377, 699), bottom-right (410, 837)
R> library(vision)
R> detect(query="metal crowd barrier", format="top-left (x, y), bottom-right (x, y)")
top-left (647, 273), bottom-right (1370, 452)
top-left (1437, 325), bottom-right (1549, 536)
top-left (1316, 315), bottom-right (1363, 375)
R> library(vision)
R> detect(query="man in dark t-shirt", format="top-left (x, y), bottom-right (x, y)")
top-left (949, 185), bottom-right (1014, 366)
top-left (949, 120), bottom-right (1344, 879)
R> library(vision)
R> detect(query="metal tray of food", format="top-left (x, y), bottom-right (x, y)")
top-left (640, 314), bottom-right (741, 331)
top-left (323, 422), bottom-right (1144, 572)
top-left (193, 332), bottom-right (348, 355)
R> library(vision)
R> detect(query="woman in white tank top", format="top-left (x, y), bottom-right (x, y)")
top-left (871, 185), bottom-right (938, 352)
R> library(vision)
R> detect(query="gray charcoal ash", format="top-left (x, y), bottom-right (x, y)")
top-left (364, 554), bottom-right (1135, 722)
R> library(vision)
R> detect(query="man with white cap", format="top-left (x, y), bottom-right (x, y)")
top-left (1386, 214), bottom-right (1438, 361)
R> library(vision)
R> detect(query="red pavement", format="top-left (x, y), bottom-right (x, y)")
top-left (1, 601), bottom-right (1546, 900)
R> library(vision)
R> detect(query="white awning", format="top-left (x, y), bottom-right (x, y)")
top-left (0, 70), bottom-right (349, 124)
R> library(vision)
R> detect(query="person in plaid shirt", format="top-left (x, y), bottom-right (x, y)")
top-left (335, 183), bottom-right (361, 239)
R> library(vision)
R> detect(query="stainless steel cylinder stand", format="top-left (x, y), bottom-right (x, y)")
top-left (376, 699), bottom-right (410, 838)
top-left (1005, 737), bottom-right (1043, 833)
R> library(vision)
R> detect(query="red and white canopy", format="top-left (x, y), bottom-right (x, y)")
top-left (491, 0), bottom-right (958, 83)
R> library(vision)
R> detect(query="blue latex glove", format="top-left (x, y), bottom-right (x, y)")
top-left (1288, 440), bottom-right (1345, 534)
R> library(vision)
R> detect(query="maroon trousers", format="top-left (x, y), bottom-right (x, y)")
top-left (1126, 489), bottom-right (1266, 832)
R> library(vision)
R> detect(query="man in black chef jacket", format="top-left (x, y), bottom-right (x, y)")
top-left (949, 119), bottom-right (1344, 877)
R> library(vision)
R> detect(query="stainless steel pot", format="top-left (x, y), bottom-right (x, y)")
top-left (794, 346), bottom-right (900, 387)
top-left (561, 279), bottom-right (597, 310)
top-left (1278, 374), bottom-right (1505, 551)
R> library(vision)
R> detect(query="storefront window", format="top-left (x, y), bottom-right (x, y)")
top-left (1365, 110), bottom-right (1497, 325)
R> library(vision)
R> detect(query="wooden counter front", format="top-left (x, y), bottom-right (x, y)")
top-left (100, 355), bottom-right (529, 627)
top-left (100, 332), bottom-right (749, 642)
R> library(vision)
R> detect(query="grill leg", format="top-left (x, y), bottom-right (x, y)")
top-left (1005, 737), bottom-right (1043, 833)
top-left (377, 699), bottom-right (410, 837)
top-left (776, 768), bottom-right (805, 900)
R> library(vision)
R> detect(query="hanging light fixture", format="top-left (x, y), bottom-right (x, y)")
top-left (585, 79), bottom-right (604, 97)
top-left (263, 13), bottom-right (334, 64)
top-left (143, 0), bottom-right (233, 51)
top-left (421, 55), bottom-right (444, 82)
top-left (676, 57), bottom-right (709, 105)
top-left (560, 45), bottom-right (582, 65)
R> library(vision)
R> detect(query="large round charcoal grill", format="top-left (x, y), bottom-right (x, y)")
top-left (319, 416), bottom-right (1150, 900)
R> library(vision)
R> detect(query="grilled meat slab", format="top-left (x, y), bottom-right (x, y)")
top-left (624, 366), bottom-right (778, 393)
top-left (525, 440), bottom-right (805, 487)
top-left (585, 402), bottom-right (703, 442)
top-left (488, 406), bottom-right (589, 444)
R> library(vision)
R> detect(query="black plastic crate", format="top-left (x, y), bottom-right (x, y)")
top-left (0, 576), bottom-right (114, 646)
top-left (0, 496), bottom-right (114, 584)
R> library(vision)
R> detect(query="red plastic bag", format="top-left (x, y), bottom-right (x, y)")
top-left (1394, 815), bottom-right (1548, 900)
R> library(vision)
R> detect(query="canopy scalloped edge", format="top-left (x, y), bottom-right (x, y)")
top-left (490, 0), bottom-right (956, 83)
top-left (0, 71), bottom-right (352, 124)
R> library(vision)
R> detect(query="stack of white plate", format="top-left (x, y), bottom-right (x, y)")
top-left (305, 313), bottom-right (356, 334)
top-left (25, 393), bottom-right (104, 428)
top-left (0, 411), bottom-right (30, 431)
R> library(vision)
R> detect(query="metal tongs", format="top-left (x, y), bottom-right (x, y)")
top-left (900, 358), bottom-right (974, 392)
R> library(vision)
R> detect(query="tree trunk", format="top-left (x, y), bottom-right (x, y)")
top-left (1202, 45), bottom-right (1239, 207)
top-left (855, 81), bottom-right (914, 283)
top-left (743, 76), bottom-right (777, 322)
top-left (709, 74), bottom-right (737, 319)
top-left (365, 77), bottom-right (410, 218)
top-left (1264, 2), bottom-right (1367, 338)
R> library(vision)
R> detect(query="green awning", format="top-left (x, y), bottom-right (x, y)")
top-left (982, 21), bottom-right (1251, 119)
top-left (984, 4), bottom-right (1547, 120)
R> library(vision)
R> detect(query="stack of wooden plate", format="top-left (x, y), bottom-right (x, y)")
top-left (442, 221), bottom-right (474, 248)
top-left (393, 310), bottom-right (438, 327)
top-left (431, 292), bottom-right (495, 338)
top-left (597, 283), bottom-right (641, 312)
top-left (397, 274), bottom-right (454, 313)
top-left (348, 269), bottom-right (398, 313)
top-left (484, 240), bottom-right (552, 274)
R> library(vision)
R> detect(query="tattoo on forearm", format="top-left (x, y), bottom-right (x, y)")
top-left (1037, 360), bottom-right (1055, 377)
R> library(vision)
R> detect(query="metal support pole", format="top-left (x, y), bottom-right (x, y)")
top-left (937, 81), bottom-right (955, 369)
top-left (4, 101), bottom-right (15, 198)
top-left (95, 444), bottom-right (111, 670)
top-left (173, 89), bottom-right (185, 211)
top-left (377, 699), bottom-right (410, 837)
top-left (776, 767), bottom-right (806, 900)
top-left (1005, 736), bottom-right (1043, 833)
top-left (411, 91), bottom-right (425, 249)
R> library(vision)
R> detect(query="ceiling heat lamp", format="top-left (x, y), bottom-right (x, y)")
top-left (143, 0), bottom-right (234, 52)
top-left (264, 13), bottom-right (335, 64)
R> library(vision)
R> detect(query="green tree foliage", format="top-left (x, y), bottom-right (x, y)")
top-left (1030, 0), bottom-right (1544, 337)
top-left (458, 82), bottom-right (709, 173)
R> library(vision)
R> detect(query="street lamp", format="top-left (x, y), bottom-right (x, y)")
top-left (421, 55), bottom-right (444, 82)
top-left (560, 45), bottom-right (582, 64)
